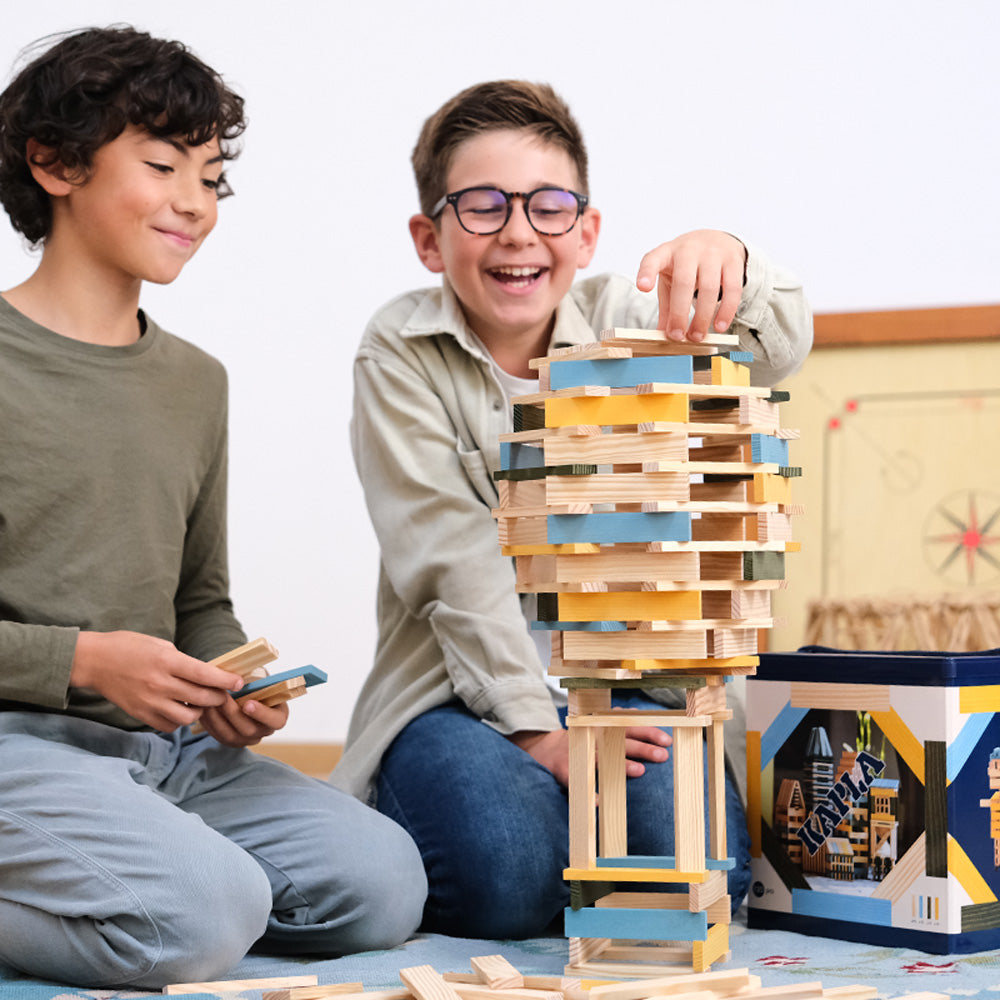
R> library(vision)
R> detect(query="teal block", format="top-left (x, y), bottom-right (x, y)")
top-left (596, 855), bottom-right (735, 871)
top-left (239, 664), bottom-right (327, 697)
top-left (750, 434), bottom-right (789, 465)
top-left (549, 355), bottom-right (693, 390)
top-left (547, 511), bottom-right (691, 544)
top-left (564, 905), bottom-right (708, 941)
top-left (499, 441), bottom-right (544, 470)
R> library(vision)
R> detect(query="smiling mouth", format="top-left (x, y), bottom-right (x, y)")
top-left (156, 229), bottom-right (195, 248)
top-left (489, 265), bottom-right (546, 288)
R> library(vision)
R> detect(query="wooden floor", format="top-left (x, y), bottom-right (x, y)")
top-left (252, 741), bottom-right (343, 780)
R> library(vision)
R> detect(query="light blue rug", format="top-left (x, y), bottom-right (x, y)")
top-left (3, 911), bottom-right (1000, 999)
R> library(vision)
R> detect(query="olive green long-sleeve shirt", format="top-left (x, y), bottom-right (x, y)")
top-left (337, 250), bottom-right (813, 804)
top-left (0, 297), bottom-right (246, 730)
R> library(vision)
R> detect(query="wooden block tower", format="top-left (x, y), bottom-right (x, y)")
top-left (493, 327), bottom-right (799, 976)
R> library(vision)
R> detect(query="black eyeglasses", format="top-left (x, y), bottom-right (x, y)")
top-left (431, 186), bottom-right (589, 236)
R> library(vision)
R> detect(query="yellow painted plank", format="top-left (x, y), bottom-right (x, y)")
top-left (557, 590), bottom-right (702, 622)
top-left (564, 866), bottom-right (709, 883)
top-left (712, 356), bottom-right (750, 387)
top-left (546, 394), bottom-right (688, 428)
top-left (692, 921), bottom-right (730, 973)
top-left (624, 655), bottom-right (759, 671)
top-left (751, 473), bottom-right (792, 504)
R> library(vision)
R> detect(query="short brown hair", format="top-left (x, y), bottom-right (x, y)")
top-left (411, 80), bottom-right (589, 218)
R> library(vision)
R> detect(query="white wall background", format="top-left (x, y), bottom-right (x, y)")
top-left (2, 1), bottom-right (997, 741)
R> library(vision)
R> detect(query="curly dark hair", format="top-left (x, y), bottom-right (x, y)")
top-left (0, 25), bottom-right (247, 244)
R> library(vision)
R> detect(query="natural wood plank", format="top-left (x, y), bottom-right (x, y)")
top-left (164, 974), bottom-right (318, 994)
top-left (399, 965), bottom-right (464, 1000)
top-left (469, 955), bottom-right (525, 989)
top-left (264, 984), bottom-right (362, 1000)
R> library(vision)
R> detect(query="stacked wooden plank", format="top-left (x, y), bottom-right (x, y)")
top-left (493, 329), bottom-right (800, 976)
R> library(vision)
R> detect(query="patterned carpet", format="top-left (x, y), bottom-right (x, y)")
top-left (4, 912), bottom-right (1000, 999)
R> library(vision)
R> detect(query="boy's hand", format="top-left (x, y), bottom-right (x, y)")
top-left (635, 230), bottom-right (747, 343)
top-left (196, 695), bottom-right (290, 748)
top-left (70, 630), bottom-right (244, 732)
top-left (509, 724), bottom-right (672, 788)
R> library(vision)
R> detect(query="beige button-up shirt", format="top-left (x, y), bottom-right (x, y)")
top-left (336, 254), bottom-right (812, 803)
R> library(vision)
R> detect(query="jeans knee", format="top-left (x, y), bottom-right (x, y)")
top-left (139, 851), bottom-right (272, 988)
top-left (338, 821), bottom-right (427, 952)
top-left (426, 832), bottom-right (566, 939)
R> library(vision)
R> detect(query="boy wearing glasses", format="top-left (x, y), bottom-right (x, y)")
top-left (0, 26), bottom-right (425, 988)
top-left (338, 80), bottom-right (811, 938)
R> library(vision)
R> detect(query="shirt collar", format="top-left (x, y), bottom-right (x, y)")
top-left (398, 278), bottom-right (598, 361)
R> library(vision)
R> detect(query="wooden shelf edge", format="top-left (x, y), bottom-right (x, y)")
top-left (813, 303), bottom-right (1000, 348)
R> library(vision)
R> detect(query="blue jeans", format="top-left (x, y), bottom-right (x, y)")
top-left (376, 694), bottom-right (751, 939)
top-left (0, 712), bottom-right (427, 988)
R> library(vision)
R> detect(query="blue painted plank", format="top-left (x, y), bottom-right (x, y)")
top-left (750, 434), bottom-right (790, 465)
top-left (564, 906), bottom-right (708, 941)
top-left (239, 665), bottom-right (328, 697)
top-left (595, 855), bottom-right (735, 871)
top-left (547, 511), bottom-right (692, 544)
top-left (499, 441), bottom-right (545, 471)
top-left (549, 356), bottom-right (694, 390)
top-left (725, 351), bottom-right (755, 364)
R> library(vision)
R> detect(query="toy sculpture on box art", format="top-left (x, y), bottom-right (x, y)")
top-left (981, 748), bottom-right (1000, 868)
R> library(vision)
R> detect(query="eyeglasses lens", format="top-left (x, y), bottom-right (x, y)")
top-left (525, 189), bottom-right (580, 235)
top-left (454, 189), bottom-right (509, 234)
top-left (454, 188), bottom-right (580, 235)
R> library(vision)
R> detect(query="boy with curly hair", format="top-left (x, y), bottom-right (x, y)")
top-left (339, 79), bottom-right (812, 938)
top-left (0, 25), bottom-right (424, 988)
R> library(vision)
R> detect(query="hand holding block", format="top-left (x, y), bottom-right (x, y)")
top-left (209, 637), bottom-right (279, 679)
top-left (191, 663), bottom-right (327, 734)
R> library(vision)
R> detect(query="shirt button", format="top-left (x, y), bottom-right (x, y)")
top-left (492, 400), bottom-right (502, 411)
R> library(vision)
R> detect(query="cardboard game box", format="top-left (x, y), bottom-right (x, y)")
top-left (746, 646), bottom-right (1000, 953)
